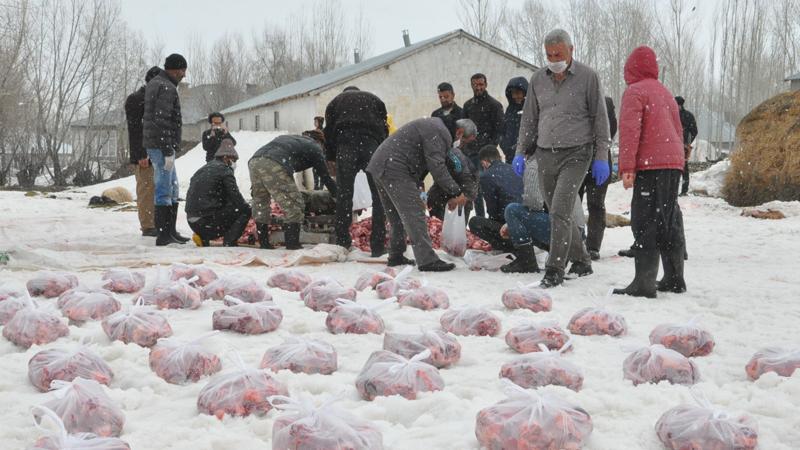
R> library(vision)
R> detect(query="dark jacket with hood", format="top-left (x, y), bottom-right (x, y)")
top-left (463, 90), bottom-right (504, 157)
top-left (202, 129), bottom-right (237, 162)
top-left (124, 66), bottom-right (160, 164)
top-left (679, 107), bottom-right (698, 146)
top-left (251, 135), bottom-right (337, 196)
top-left (142, 69), bottom-right (182, 156)
top-left (323, 90), bottom-right (388, 161)
top-left (499, 77), bottom-right (529, 161)
top-left (185, 159), bottom-right (248, 218)
top-left (480, 160), bottom-right (523, 223)
top-left (431, 103), bottom-right (464, 140)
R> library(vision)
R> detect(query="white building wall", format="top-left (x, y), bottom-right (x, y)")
top-left (224, 96), bottom-right (317, 134)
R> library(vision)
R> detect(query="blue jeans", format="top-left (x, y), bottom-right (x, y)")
top-left (504, 203), bottom-right (550, 249)
top-left (147, 149), bottom-right (179, 206)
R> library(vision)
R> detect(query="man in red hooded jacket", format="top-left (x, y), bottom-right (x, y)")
top-left (613, 46), bottom-right (687, 298)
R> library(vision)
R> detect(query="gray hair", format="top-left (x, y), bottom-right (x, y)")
top-left (544, 29), bottom-right (572, 47)
top-left (455, 118), bottom-right (477, 137)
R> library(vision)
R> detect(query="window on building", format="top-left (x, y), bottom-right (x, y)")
top-left (274, 111), bottom-right (280, 130)
top-left (255, 115), bottom-right (261, 131)
top-left (238, 118), bottom-right (244, 131)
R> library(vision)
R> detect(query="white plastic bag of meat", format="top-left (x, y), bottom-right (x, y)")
top-left (501, 284), bottom-right (553, 312)
top-left (0, 282), bottom-right (27, 301)
top-left (464, 250), bottom-right (514, 271)
top-left (475, 381), bottom-right (593, 450)
top-left (38, 378), bottom-right (125, 437)
top-left (27, 272), bottom-right (79, 298)
top-left (3, 302), bottom-right (69, 348)
top-left (655, 396), bottom-right (758, 450)
top-left (375, 266), bottom-right (422, 299)
top-left (57, 287), bottom-right (121, 323)
top-left (649, 319), bottom-right (715, 357)
top-left (101, 269), bottom-right (145, 294)
top-left (499, 341), bottom-right (584, 391)
top-left (745, 347), bottom-right (800, 380)
top-left (505, 321), bottom-right (570, 354)
top-left (267, 269), bottom-right (312, 292)
top-left (397, 286), bottom-right (450, 310)
top-left (168, 263), bottom-right (218, 287)
top-left (303, 282), bottom-right (357, 312)
top-left (354, 268), bottom-right (396, 291)
top-left (149, 333), bottom-right (222, 384)
top-left (197, 353), bottom-right (288, 419)
top-left (355, 350), bottom-right (445, 400)
top-left (270, 394), bottom-right (384, 450)
top-left (325, 299), bottom-right (392, 335)
top-left (212, 296), bottom-right (283, 334)
top-left (0, 294), bottom-right (33, 325)
top-left (567, 306), bottom-right (627, 337)
top-left (28, 346), bottom-right (114, 392)
top-left (383, 330), bottom-right (461, 368)
top-left (441, 206), bottom-right (467, 257)
top-left (101, 300), bottom-right (172, 347)
top-left (260, 337), bottom-right (338, 375)
top-left (202, 275), bottom-right (271, 303)
top-left (151, 277), bottom-right (203, 310)
top-left (28, 406), bottom-right (130, 450)
top-left (440, 306), bottom-right (502, 337)
top-left (623, 344), bottom-right (700, 386)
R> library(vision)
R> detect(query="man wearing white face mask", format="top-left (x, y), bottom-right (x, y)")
top-left (513, 28), bottom-right (612, 288)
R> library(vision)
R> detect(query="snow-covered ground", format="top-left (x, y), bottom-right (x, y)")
top-left (1, 136), bottom-right (799, 449)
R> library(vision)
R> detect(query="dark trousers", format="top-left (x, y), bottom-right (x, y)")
top-left (631, 170), bottom-right (685, 251)
top-left (578, 158), bottom-right (612, 252)
top-left (504, 203), bottom-right (550, 250)
top-left (468, 216), bottom-right (514, 252)
top-left (467, 153), bottom-right (485, 218)
top-left (681, 159), bottom-right (690, 194)
top-left (189, 204), bottom-right (252, 244)
top-left (334, 137), bottom-right (386, 251)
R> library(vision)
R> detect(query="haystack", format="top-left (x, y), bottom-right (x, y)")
top-left (723, 90), bottom-right (800, 206)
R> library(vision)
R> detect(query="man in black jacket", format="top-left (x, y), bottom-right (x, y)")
top-left (185, 139), bottom-right (250, 247)
top-left (124, 66), bottom-right (160, 237)
top-left (430, 82), bottom-right (464, 140)
top-left (676, 96), bottom-right (698, 196)
top-left (463, 73), bottom-right (504, 218)
top-left (499, 76), bottom-right (529, 163)
top-left (202, 112), bottom-right (237, 162)
top-left (143, 53), bottom-right (189, 246)
top-left (468, 145), bottom-right (523, 252)
top-left (324, 86), bottom-right (388, 255)
top-left (249, 132), bottom-right (338, 250)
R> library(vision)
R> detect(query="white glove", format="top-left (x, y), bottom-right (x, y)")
top-left (164, 155), bottom-right (175, 171)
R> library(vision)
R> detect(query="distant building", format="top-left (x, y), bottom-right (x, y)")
top-left (786, 72), bottom-right (800, 91)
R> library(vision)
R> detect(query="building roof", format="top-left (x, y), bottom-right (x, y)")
top-left (786, 72), bottom-right (800, 81)
top-left (219, 29), bottom-right (537, 118)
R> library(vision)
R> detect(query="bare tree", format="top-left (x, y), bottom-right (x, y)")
top-left (598, 0), bottom-right (654, 103)
top-left (565, 0), bottom-right (604, 68)
top-left (503, 0), bottom-right (561, 67)
top-left (457, 0), bottom-right (508, 47)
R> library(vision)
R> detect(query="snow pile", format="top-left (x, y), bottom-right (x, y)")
top-left (691, 159), bottom-right (730, 197)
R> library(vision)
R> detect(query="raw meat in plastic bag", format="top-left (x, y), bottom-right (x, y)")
top-left (441, 206), bottom-right (467, 257)
top-left (567, 306), bottom-right (627, 337)
top-left (655, 400), bottom-right (758, 450)
top-left (499, 342), bottom-right (583, 391)
top-left (28, 347), bottom-right (114, 392)
top-left (649, 320), bottom-right (715, 357)
top-left (623, 344), bottom-right (700, 386)
top-left (325, 299), bottom-right (390, 335)
top-left (203, 275), bottom-right (271, 303)
top-left (267, 269), bottom-right (312, 292)
top-left (212, 297), bottom-right (283, 334)
top-left (153, 278), bottom-right (203, 310)
top-left (261, 337), bottom-right (338, 375)
top-left (197, 354), bottom-right (288, 419)
top-left (38, 378), bottom-right (125, 437)
top-left (464, 250), bottom-right (513, 272)
top-left (28, 406), bottom-right (130, 450)
top-left (101, 269), bottom-right (145, 294)
top-left (0, 282), bottom-right (27, 301)
top-left (397, 286), bottom-right (450, 310)
top-left (27, 272), bottom-right (79, 298)
top-left (475, 382), bottom-right (593, 450)
top-left (745, 347), bottom-right (800, 380)
top-left (101, 301), bottom-right (172, 347)
top-left (383, 330), bottom-right (461, 368)
top-left (57, 288), bottom-right (121, 323)
top-left (270, 395), bottom-right (384, 450)
top-left (149, 334), bottom-right (222, 384)
top-left (168, 263), bottom-right (218, 287)
top-left (505, 321), bottom-right (570, 354)
top-left (303, 283), bottom-right (357, 312)
top-left (3, 303), bottom-right (69, 348)
top-left (375, 274), bottom-right (422, 299)
top-left (0, 294), bottom-right (33, 325)
top-left (501, 285), bottom-right (553, 312)
top-left (354, 268), bottom-right (395, 291)
top-left (440, 307), bottom-right (501, 337)
top-left (355, 350), bottom-right (445, 400)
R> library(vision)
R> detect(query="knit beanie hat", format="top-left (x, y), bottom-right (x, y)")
top-left (164, 53), bottom-right (187, 70)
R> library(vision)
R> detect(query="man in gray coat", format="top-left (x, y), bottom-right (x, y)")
top-left (143, 53), bottom-right (189, 246)
top-left (367, 118), bottom-right (468, 272)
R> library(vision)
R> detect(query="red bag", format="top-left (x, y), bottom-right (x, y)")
top-left (355, 350), bottom-right (445, 400)
top-left (38, 378), bottom-right (125, 437)
top-left (168, 263), bottom-right (218, 287)
top-left (101, 269), bottom-right (145, 294)
top-left (623, 344), bottom-right (700, 386)
top-left (57, 287), bottom-right (121, 323)
top-left (505, 321), bottom-right (570, 354)
top-left (212, 297), bottom-right (283, 334)
top-left (267, 269), bottom-right (312, 292)
top-left (745, 347), bottom-right (800, 380)
top-left (28, 346), bottom-right (114, 392)
top-left (29, 406), bottom-right (130, 450)
top-left (383, 330), bottom-right (461, 368)
top-left (567, 306), bottom-right (627, 336)
top-left (501, 284), bottom-right (553, 312)
top-left (260, 337), bottom-right (338, 375)
top-left (101, 300), bottom-right (172, 347)
top-left (27, 272), bottom-right (79, 298)
top-left (397, 286), bottom-right (450, 310)
top-left (203, 275), bottom-right (271, 303)
top-left (499, 341), bottom-right (583, 391)
top-left (656, 397), bottom-right (758, 450)
top-left (3, 302), bottom-right (69, 348)
top-left (149, 334), bottom-right (222, 384)
top-left (440, 307), bottom-right (501, 337)
top-left (325, 299), bottom-right (390, 335)
top-left (649, 320), bottom-right (715, 357)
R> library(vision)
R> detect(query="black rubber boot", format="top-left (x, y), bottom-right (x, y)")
top-left (618, 246), bottom-right (635, 258)
top-left (256, 223), bottom-right (274, 249)
top-left (657, 246), bottom-right (687, 293)
top-left (567, 260), bottom-right (593, 277)
top-left (371, 245), bottom-right (387, 258)
top-left (539, 268), bottom-right (564, 288)
top-left (500, 244), bottom-right (540, 273)
top-left (283, 223), bottom-right (302, 250)
top-left (418, 259), bottom-right (456, 272)
top-left (170, 204), bottom-right (190, 243)
top-left (387, 255), bottom-right (415, 266)
top-left (155, 205), bottom-right (182, 246)
top-left (613, 249), bottom-right (659, 298)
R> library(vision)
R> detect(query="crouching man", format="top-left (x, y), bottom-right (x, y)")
top-left (185, 139), bottom-right (251, 247)
top-left (427, 119), bottom-right (479, 221)
top-left (249, 131), bottom-right (338, 250)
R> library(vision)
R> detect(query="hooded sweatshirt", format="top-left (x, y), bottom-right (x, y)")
top-left (499, 76), bottom-right (529, 161)
top-left (618, 46), bottom-right (684, 174)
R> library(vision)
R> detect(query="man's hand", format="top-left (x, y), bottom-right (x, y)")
top-left (138, 158), bottom-right (149, 169)
top-left (684, 144), bottom-right (692, 159)
top-left (164, 155), bottom-right (175, 172)
top-left (622, 172), bottom-right (635, 190)
top-left (447, 193), bottom-right (468, 210)
top-left (500, 224), bottom-right (509, 239)
top-left (327, 161), bottom-right (336, 178)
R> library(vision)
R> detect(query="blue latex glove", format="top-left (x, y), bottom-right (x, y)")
top-left (512, 154), bottom-right (525, 176)
top-left (591, 159), bottom-right (610, 186)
